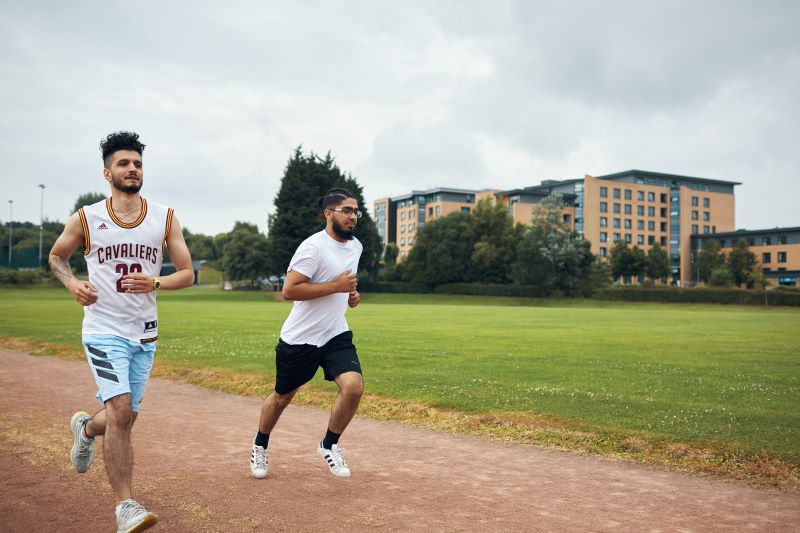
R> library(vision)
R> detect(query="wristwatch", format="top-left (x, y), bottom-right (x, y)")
top-left (152, 278), bottom-right (161, 290)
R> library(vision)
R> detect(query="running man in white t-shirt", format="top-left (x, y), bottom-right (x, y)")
top-left (49, 131), bottom-right (194, 533)
top-left (251, 188), bottom-right (364, 479)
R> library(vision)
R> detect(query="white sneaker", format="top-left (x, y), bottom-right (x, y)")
top-left (70, 411), bottom-right (95, 473)
top-left (317, 442), bottom-right (351, 478)
top-left (250, 443), bottom-right (268, 479)
top-left (116, 499), bottom-right (157, 533)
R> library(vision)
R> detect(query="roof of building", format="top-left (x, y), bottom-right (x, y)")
top-left (390, 187), bottom-right (485, 202)
top-left (594, 169), bottom-right (742, 187)
top-left (692, 226), bottom-right (800, 238)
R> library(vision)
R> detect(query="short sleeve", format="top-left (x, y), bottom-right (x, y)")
top-left (287, 240), bottom-right (318, 278)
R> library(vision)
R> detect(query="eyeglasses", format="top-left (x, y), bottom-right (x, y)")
top-left (328, 207), bottom-right (362, 218)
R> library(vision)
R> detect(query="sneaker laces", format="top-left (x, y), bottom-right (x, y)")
top-left (252, 446), bottom-right (267, 469)
top-left (118, 500), bottom-right (147, 523)
top-left (332, 446), bottom-right (348, 468)
top-left (76, 423), bottom-right (93, 456)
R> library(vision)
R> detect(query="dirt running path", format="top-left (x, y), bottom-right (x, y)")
top-left (1, 348), bottom-right (798, 532)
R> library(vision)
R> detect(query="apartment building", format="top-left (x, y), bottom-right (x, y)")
top-left (373, 188), bottom-right (497, 258)
top-left (376, 170), bottom-right (740, 285)
top-left (691, 227), bottom-right (800, 287)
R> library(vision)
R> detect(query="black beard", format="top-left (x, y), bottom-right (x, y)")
top-left (111, 175), bottom-right (142, 194)
top-left (332, 218), bottom-right (355, 240)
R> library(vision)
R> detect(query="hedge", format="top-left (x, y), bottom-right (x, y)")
top-left (594, 286), bottom-right (800, 307)
top-left (0, 268), bottom-right (56, 287)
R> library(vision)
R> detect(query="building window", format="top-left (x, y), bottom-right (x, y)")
top-left (660, 193), bottom-right (667, 203)
top-left (778, 235), bottom-right (787, 244)
top-left (401, 212), bottom-right (406, 220)
top-left (624, 219), bottom-right (632, 229)
top-left (613, 218), bottom-right (621, 228)
top-left (400, 237), bottom-right (405, 245)
top-left (637, 235), bottom-right (644, 245)
top-left (600, 232), bottom-right (608, 242)
top-left (718, 239), bottom-right (726, 247)
top-left (637, 220), bottom-right (644, 230)
top-left (703, 225), bottom-right (710, 234)
top-left (461, 207), bottom-right (470, 214)
top-left (660, 208), bottom-right (667, 217)
top-left (691, 211), bottom-right (698, 220)
top-left (761, 237), bottom-right (771, 245)
top-left (661, 222), bottom-right (667, 232)
top-left (409, 211), bottom-right (415, 220)
top-left (703, 212), bottom-right (710, 221)
top-left (637, 191), bottom-right (644, 201)
top-left (647, 192), bottom-right (655, 202)
top-left (778, 251), bottom-right (787, 263)
top-left (600, 217), bottom-right (608, 227)
top-left (624, 204), bottom-right (632, 215)
top-left (637, 206), bottom-right (644, 216)
top-left (747, 238), bottom-right (755, 246)
top-left (648, 206), bottom-right (655, 217)
top-left (428, 207), bottom-right (433, 216)
top-left (691, 196), bottom-right (699, 207)
top-left (600, 202), bottom-right (608, 213)
top-left (648, 235), bottom-right (655, 245)
top-left (625, 234), bottom-right (632, 243)
top-left (600, 186), bottom-right (608, 197)
top-left (661, 237), bottom-right (667, 246)
top-left (613, 233), bottom-right (620, 242)
top-left (692, 224), bottom-right (699, 234)
top-left (703, 198), bottom-right (710, 208)
top-left (599, 247), bottom-right (607, 257)
top-left (613, 188), bottom-right (621, 199)
top-left (409, 223), bottom-right (414, 232)
top-left (648, 221), bottom-right (655, 231)
top-left (401, 225), bottom-right (406, 233)
top-left (613, 203), bottom-right (621, 214)
top-left (624, 190), bottom-right (632, 200)
top-left (762, 252), bottom-right (772, 263)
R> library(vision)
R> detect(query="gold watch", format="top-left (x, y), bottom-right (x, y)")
top-left (152, 278), bottom-right (161, 290)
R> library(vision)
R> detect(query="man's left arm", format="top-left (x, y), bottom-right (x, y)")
top-left (120, 215), bottom-right (195, 293)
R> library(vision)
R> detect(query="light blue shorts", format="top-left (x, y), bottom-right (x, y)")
top-left (82, 334), bottom-right (156, 412)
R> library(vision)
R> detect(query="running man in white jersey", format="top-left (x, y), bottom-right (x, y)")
top-left (49, 131), bottom-right (194, 533)
top-left (250, 188), bottom-right (364, 479)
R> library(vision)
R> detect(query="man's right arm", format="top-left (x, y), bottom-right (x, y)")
top-left (281, 269), bottom-right (357, 301)
top-left (49, 212), bottom-right (98, 306)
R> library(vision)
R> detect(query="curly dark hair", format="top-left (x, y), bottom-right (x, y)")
top-left (317, 187), bottom-right (356, 212)
top-left (100, 131), bottom-right (146, 167)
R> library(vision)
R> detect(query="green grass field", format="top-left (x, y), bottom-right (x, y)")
top-left (1, 287), bottom-right (798, 464)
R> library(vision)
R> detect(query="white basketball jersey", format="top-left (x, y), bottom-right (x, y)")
top-left (78, 197), bottom-right (174, 343)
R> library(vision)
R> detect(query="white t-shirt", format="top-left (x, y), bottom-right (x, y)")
top-left (279, 230), bottom-right (363, 347)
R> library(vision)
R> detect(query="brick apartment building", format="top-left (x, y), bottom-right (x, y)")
top-left (374, 170), bottom-right (796, 287)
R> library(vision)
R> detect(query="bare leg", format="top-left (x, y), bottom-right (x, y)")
top-left (84, 407), bottom-right (138, 438)
top-left (258, 389), bottom-right (299, 435)
top-left (101, 394), bottom-right (136, 503)
top-left (328, 372), bottom-right (363, 434)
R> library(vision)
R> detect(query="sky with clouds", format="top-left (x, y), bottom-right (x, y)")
top-left (1, 0), bottom-right (798, 236)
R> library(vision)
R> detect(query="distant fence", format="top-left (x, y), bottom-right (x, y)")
top-left (3, 246), bottom-right (41, 269)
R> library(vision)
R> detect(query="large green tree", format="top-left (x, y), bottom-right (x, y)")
top-left (608, 241), bottom-right (647, 283)
top-left (645, 243), bottom-right (671, 283)
top-left (727, 239), bottom-right (756, 287)
top-left (266, 147), bottom-right (380, 275)
top-left (510, 194), bottom-right (593, 290)
top-left (693, 239), bottom-right (725, 283)
top-left (467, 199), bottom-right (522, 283)
top-left (402, 212), bottom-right (473, 284)
top-left (220, 222), bottom-right (269, 285)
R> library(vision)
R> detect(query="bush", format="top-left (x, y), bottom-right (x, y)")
top-left (0, 268), bottom-right (53, 287)
top-left (708, 268), bottom-right (734, 287)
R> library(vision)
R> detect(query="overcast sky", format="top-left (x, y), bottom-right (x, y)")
top-left (1, 1), bottom-right (798, 236)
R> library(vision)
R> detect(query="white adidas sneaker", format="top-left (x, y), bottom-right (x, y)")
top-left (116, 499), bottom-right (157, 533)
top-left (70, 411), bottom-right (95, 473)
top-left (317, 442), bottom-right (351, 478)
top-left (250, 443), bottom-right (268, 479)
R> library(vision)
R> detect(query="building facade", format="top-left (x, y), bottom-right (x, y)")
top-left (691, 227), bottom-right (800, 287)
top-left (376, 170), bottom-right (741, 285)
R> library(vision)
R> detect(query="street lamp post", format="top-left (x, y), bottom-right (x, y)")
top-left (7, 200), bottom-right (12, 267)
top-left (38, 184), bottom-right (45, 268)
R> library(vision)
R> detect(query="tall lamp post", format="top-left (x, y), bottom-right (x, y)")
top-left (38, 184), bottom-right (45, 268)
top-left (7, 200), bottom-right (12, 267)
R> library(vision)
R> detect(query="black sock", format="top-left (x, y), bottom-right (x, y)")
top-left (322, 429), bottom-right (341, 450)
top-left (254, 431), bottom-right (270, 448)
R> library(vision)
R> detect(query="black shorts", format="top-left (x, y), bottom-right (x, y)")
top-left (274, 330), bottom-right (362, 394)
